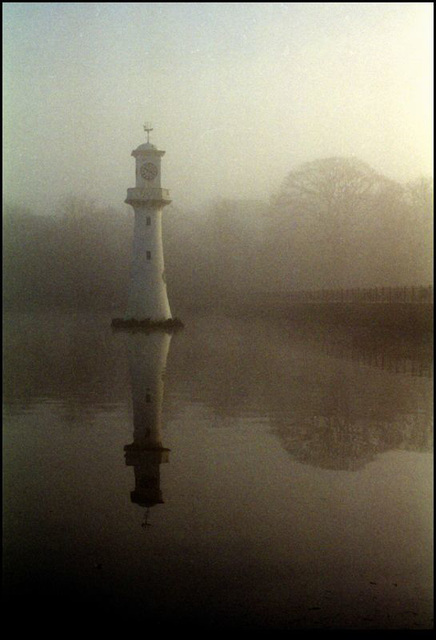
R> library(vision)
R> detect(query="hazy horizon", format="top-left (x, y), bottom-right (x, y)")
top-left (3, 2), bottom-right (433, 216)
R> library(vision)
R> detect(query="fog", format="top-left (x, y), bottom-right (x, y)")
top-left (3, 169), bottom-right (432, 311)
top-left (3, 3), bottom-right (433, 310)
top-left (3, 3), bottom-right (432, 212)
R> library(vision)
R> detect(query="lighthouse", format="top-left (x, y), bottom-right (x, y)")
top-left (124, 124), bottom-right (172, 323)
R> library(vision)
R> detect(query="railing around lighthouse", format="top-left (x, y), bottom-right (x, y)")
top-left (125, 187), bottom-right (171, 204)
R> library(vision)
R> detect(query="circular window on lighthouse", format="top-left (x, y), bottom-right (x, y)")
top-left (140, 162), bottom-right (158, 180)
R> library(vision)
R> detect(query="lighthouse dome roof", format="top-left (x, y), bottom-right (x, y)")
top-left (135, 141), bottom-right (157, 151)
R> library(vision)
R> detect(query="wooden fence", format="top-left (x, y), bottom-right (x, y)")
top-left (288, 285), bottom-right (433, 304)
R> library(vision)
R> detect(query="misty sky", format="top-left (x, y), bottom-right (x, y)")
top-left (3, 2), bottom-right (433, 214)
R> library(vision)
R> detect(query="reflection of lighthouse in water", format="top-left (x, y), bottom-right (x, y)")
top-left (124, 332), bottom-right (172, 516)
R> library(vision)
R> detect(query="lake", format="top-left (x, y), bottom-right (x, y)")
top-left (2, 310), bottom-right (433, 630)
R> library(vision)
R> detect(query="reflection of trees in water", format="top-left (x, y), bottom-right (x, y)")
top-left (264, 360), bottom-right (433, 472)
top-left (3, 312), bottom-right (433, 472)
top-left (167, 317), bottom-right (433, 472)
top-left (315, 328), bottom-right (433, 379)
top-left (272, 412), bottom-right (433, 472)
top-left (3, 312), bottom-right (129, 418)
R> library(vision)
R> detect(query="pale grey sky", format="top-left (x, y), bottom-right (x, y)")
top-left (3, 2), bottom-right (433, 214)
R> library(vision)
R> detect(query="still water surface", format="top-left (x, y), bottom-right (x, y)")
top-left (3, 311), bottom-right (433, 630)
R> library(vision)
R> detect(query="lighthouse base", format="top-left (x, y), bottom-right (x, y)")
top-left (111, 317), bottom-right (184, 332)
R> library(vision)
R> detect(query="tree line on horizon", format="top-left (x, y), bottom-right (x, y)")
top-left (3, 157), bottom-right (433, 312)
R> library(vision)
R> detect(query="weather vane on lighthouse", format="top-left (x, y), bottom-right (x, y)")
top-left (143, 122), bottom-right (153, 144)
top-left (111, 123), bottom-right (183, 330)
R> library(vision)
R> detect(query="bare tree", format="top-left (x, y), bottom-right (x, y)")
top-left (272, 157), bottom-right (393, 244)
top-left (269, 157), bottom-right (412, 288)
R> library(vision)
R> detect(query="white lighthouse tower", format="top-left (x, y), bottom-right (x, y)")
top-left (124, 124), bottom-right (172, 323)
